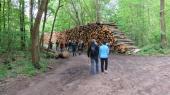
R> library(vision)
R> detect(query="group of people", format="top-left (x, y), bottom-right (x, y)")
top-left (87, 39), bottom-right (110, 75)
top-left (53, 39), bottom-right (110, 75)
top-left (55, 40), bottom-right (85, 56)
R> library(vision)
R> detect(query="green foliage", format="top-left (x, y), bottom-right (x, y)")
top-left (137, 44), bottom-right (170, 55)
top-left (0, 52), bottom-right (49, 79)
top-left (114, 0), bottom-right (170, 48)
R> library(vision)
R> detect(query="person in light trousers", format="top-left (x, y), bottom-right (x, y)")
top-left (87, 39), bottom-right (99, 75)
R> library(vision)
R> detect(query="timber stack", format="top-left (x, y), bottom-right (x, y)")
top-left (65, 23), bottom-right (115, 47)
top-left (43, 23), bottom-right (138, 54)
top-left (64, 23), bottom-right (138, 54)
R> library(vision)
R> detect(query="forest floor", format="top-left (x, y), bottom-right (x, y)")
top-left (1, 54), bottom-right (170, 95)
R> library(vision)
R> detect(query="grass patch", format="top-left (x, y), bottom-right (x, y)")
top-left (137, 44), bottom-right (170, 56)
top-left (0, 51), bottom-right (49, 80)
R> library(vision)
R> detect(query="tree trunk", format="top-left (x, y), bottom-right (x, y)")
top-left (7, 0), bottom-right (10, 32)
top-left (147, 8), bottom-right (150, 32)
top-left (160, 0), bottom-right (167, 48)
top-left (20, 0), bottom-right (26, 50)
top-left (31, 0), bottom-right (48, 69)
top-left (48, 0), bottom-right (62, 50)
top-left (3, 0), bottom-right (5, 30)
top-left (30, 0), bottom-right (34, 40)
top-left (70, 0), bottom-right (81, 25)
top-left (38, 0), bottom-right (41, 8)
top-left (40, 0), bottom-right (48, 48)
top-left (7, 0), bottom-right (11, 51)
top-left (0, 1), bottom-right (2, 43)
top-left (96, 0), bottom-right (100, 23)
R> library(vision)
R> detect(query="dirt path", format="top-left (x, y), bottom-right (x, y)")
top-left (2, 55), bottom-right (170, 95)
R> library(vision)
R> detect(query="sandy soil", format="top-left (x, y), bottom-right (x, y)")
top-left (1, 55), bottom-right (170, 95)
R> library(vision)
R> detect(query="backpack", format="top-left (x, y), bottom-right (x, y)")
top-left (90, 44), bottom-right (96, 56)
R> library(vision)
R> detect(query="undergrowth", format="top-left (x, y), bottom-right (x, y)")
top-left (137, 44), bottom-right (170, 56)
top-left (0, 51), bottom-right (49, 80)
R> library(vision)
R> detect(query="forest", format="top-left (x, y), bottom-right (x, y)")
top-left (0, 0), bottom-right (170, 94)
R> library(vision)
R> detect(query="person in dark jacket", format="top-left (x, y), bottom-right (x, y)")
top-left (68, 40), bottom-right (72, 52)
top-left (87, 39), bottom-right (99, 75)
top-left (60, 42), bottom-right (64, 52)
top-left (78, 40), bottom-right (84, 55)
top-left (72, 40), bottom-right (77, 56)
top-left (56, 40), bottom-right (59, 51)
top-left (48, 41), bottom-right (53, 50)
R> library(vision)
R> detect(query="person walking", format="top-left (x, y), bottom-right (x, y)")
top-left (48, 41), bottom-right (53, 50)
top-left (99, 41), bottom-right (110, 73)
top-left (78, 40), bottom-right (84, 55)
top-left (72, 40), bottom-right (77, 56)
top-left (56, 40), bottom-right (59, 51)
top-left (68, 40), bottom-right (72, 52)
top-left (87, 39), bottom-right (99, 75)
top-left (60, 42), bottom-right (64, 52)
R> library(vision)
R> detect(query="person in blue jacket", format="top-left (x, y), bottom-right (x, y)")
top-left (99, 41), bottom-right (110, 73)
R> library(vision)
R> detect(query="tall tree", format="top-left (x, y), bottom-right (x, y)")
top-left (38, 0), bottom-right (41, 8)
top-left (20, 0), bottom-right (26, 50)
top-left (0, 1), bottom-right (2, 43)
top-left (30, 0), bottom-right (34, 39)
top-left (31, 0), bottom-right (48, 69)
top-left (3, 0), bottom-right (6, 30)
top-left (7, 0), bottom-right (11, 51)
top-left (40, 0), bottom-right (49, 48)
top-left (70, 0), bottom-right (81, 25)
top-left (160, 0), bottom-right (167, 48)
top-left (96, 0), bottom-right (100, 23)
top-left (48, 0), bottom-right (63, 49)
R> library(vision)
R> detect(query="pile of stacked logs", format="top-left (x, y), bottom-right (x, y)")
top-left (64, 23), bottom-right (137, 54)
top-left (111, 29), bottom-right (137, 53)
top-left (43, 23), bottom-right (138, 54)
top-left (43, 32), bottom-right (66, 45)
top-left (65, 23), bottom-right (115, 48)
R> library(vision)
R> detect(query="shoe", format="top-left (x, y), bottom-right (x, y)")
top-left (104, 70), bottom-right (108, 74)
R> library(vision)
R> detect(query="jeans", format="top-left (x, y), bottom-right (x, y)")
top-left (90, 58), bottom-right (99, 75)
top-left (68, 46), bottom-right (72, 52)
top-left (100, 58), bottom-right (108, 72)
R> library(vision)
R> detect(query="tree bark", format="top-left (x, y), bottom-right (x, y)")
top-left (160, 0), bottom-right (167, 48)
top-left (31, 0), bottom-right (48, 69)
top-left (147, 8), bottom-right (150, 32)
top-left (7, 0), bottom-right (11, 51)
top-left (40, 0), bottom-right (48, 48)
top-left (0, 1), bottom-right (2, 43)
top-left (38, 0), bottom-right (41, 9)
top-left (7, 0), bottom-right (10, 32)
top-left (30, 0), bottom-right (34, 40)
top-left (48, 0), bottom-right (63, 50)
top-left (20, 0), bottom-right (26, 50)
top-left (3, 0), bottom-right (5, 30)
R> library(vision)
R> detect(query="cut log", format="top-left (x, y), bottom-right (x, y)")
top-left (115, 42), bottom-right (134, 45)
top-left (112, 32), bottom-right (125, 35)
top-left (115, 39), bottom-right (133, 42)
top-left (114, 35), bottom-right (127, 39)
top-left (110, 29), bottom-right (120, 32)
top-left (126, 45), bottom-right (138, 50)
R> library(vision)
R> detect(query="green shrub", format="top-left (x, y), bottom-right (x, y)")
top-left (0, 52), bottom-right (49, 79)
top-left (138, 44), bottom-right (170, 55)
